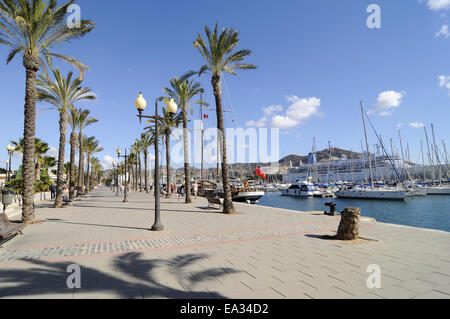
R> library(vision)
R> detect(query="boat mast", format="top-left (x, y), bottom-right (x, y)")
top-left (200, 93), bottom-right (205, 180)
top-left (360, 101), bottom-right (374, 188)
top-left (390, 138), bottom-right (397, 184)
top-left (424, 127), bottom-right (435, 186)
top-left (421, 140), bottom-right (426, 182)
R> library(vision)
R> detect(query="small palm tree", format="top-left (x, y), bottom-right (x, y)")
top-left (162, 78), bottom-right (205, 203)
top-left (84, 137), bottom-right (103, 193)
top-left (193, 23), bottom-right (257, 214)
top-left (37, 68), bottom-right (96, 207)
top-left (140, 132), bottom-right (155, 194)
top-left (12, 138), bottom-right (50, 181)
top-left (146, 109), bottom-right (182, 198)
top-left (0, 0), bottom-right (95, 223)
top-left (41, 156), bottom-right (56, 175)
top-left (77, 110), bottom-right (98, 196)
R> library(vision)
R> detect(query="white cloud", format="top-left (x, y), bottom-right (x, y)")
top-left (101, 155), bottom-right (115, 169)
top-left (285, 96), bottom-right (321, 121)
top-left (263, 105), bottom-right (283, 116)
top-left (438, 75), bottom-right (450, 94)
top-left (270, 115), bottom-right (299, 129)
top-left (373, 90), bottom-right (404, 115)
top-left (247, 95), bottom-right (321, 130)
top-left (436, 24), bottom-right (450, 37)
top-left (246, 117), bottom-right (267, 128)
top-left (428, 0), bottom-right (450, 11)
top-left (48, 146), bottom-right (59, 158)
top-left (409, 122), bottom-right (425, 128)
top-left (397, 123), bottom-right (404, 128)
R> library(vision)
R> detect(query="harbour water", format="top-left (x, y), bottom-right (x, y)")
top-left (258, 192), bottom-right (450, 233)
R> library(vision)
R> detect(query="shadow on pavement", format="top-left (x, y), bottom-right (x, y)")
top-left (0, 252), bottom-right (240, 299)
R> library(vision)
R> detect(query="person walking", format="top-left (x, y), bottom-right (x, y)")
top-left (50, 183), bottom-right (56, 199)
top-left (193, 181), bottom-right (198, 199)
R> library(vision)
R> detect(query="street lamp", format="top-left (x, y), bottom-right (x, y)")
top-left (117, 147), bottom-right (131, 203)
top-left (135, 92), bottom-right (178, 232)
top-left (6, 145), bottom-right (14, 182)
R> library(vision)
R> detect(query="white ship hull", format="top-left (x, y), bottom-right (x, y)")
top-left (336, 189), bottom-right (406, 201)
top-left (281, 189), bottom-right (318, 197)
top-left (426, 187), bottom-right (450, 195)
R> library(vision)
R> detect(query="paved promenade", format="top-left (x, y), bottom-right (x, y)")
top-left (0, 188), bottom-right (449, 299)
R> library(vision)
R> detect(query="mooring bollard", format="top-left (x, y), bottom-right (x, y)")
top-left (337, 207), bottom-right (361, 240)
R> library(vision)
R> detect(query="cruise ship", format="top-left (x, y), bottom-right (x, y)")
top-left (283, 152), bottom-right (411, 184)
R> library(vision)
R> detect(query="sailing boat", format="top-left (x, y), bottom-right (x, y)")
top-left (335, 101), bottom-right (406, 201)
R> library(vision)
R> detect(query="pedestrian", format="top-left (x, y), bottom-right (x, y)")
top-left (50, 183), bottom-right (56, 199)
top-left (193, 182), bottom-right (198, 199)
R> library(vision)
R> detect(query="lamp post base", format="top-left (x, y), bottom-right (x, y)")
top-left (123, 200), bottom-right (128, 203)
top-left (151, 223), bottom-right (164, 232)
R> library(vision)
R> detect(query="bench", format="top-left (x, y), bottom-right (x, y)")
top-left (0, 213), bottom-right (25, 247)
top-left (206, 197), bottom-right (223, 209)
top-left (63, 195), bottom-right (72, 206)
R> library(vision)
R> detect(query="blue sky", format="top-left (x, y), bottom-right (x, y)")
top-left (0, 0), bottom-right (449, 171)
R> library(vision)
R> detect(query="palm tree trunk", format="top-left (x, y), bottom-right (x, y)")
top-left (69, 131), bottom-right (77, 200)
top-left (165, 130), bottom-right (171, 198)
top-left (144, 148), bottom-right (149, 194)
top-left (182, 108), bottom-right (192, 203)
top-left (134, 156), bottom-right (138, 191)
top-left (212, 75), bottom-right (235, 214)
top-left (21, 56), bottom-right (40, 224)
top-left (86, 153), bottom-right (91, 193)
top-left (78, 131), bottom-right (85, 196)
top-left (55, 110), bottom-right (68, 208)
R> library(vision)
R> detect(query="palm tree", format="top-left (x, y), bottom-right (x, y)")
top-left (0, 0), bottom-right (95, 223)
top-left (41, 156), bottom-right (56, 175)
top-left (146, 109), bottom-right (182, 198)
top-left (68, 107), bottom-right (80, 200)
top-left (37, 68), bottom-right (96, 207)
top-left (140, 132), bottom-right (155, 194)
top-left (83, 137), bottom-right (103, 193)
top-left (162, 78), bottom-right (204, 203)
top-left (193, 23), bottom-right (257, 214)
top-left (12, 138), bottom-right (50, 181)
top-left (76, 110), bottom-right (98, 196)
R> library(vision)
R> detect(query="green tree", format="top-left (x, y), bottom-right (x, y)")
top-left (146, 109), bottom-right (182, 198)
top-left (37, 68), bottom-right (96, 207)
top-left (162, 78), bottom-right (205, 203)
top-left (76, 109), bottom-right (98, 196)
top-left (193, 24), bottom-right (257, 214)
top-left (84, 137), bottom-right (103, 192)
top-left (0, 0), bottom-right (95, 223)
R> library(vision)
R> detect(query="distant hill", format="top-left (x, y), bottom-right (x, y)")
top-left (279, 148), bottom-right (363, 167)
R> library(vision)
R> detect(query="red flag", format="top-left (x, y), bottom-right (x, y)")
top-left (203, 114), bottom-right (209, 119)
top-left (256, 166), bottom-right (267, 180)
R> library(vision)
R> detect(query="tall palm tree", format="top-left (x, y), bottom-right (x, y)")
top-left (162, 78), bottom-right (204, 203)
top-left (140, 132), bottom-right (154, 194)
top-left (0, 0), bottom-right (95, 223)
top-left (37, 68), bottom-right (96, 207)
top-left (76, 110), bottom-right (98, 196)
top-left (84, 137), bottom-right (102, 193)
top-left (146, 109), bottom-right (182, 198)
top-left (193, 23), bottom-right (257, 214)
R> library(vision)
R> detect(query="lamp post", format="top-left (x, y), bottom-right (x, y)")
top-left (117, 147), bottom-right (131, 202)
top-left (6, 145), bottom-right (14, 182)
top-left (135, 92), bottom-right (178, 232)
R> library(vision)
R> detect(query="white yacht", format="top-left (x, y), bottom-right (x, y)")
top-left (281, 180), bottom-right (323, 197)
top-left (426, 186), bottom-right (450, 195)
top-left (335, 187), bottom-right (406, 201)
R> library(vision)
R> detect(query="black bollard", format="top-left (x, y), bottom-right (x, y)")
top-left (324, 202), bottom-right (337, 216)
